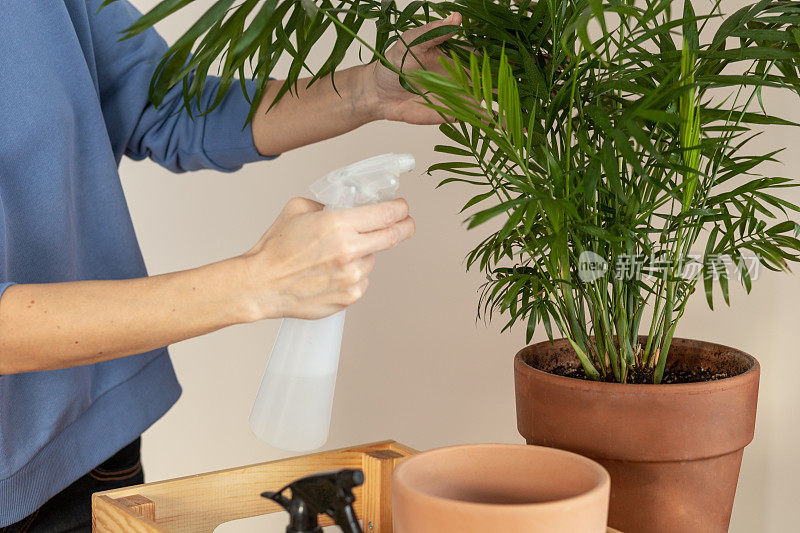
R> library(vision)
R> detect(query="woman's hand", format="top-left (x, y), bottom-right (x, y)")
top-left (240, 197), bottom-right (415, 321)
top-left (250, 13), bottom-right (461, 155)
top-left (365, 13), bottom-right (463, 125)
top-left (0, 197), bottom-right (414, 373)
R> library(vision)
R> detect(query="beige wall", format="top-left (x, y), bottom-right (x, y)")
top-left (125, 2), bottom-right (799, 531)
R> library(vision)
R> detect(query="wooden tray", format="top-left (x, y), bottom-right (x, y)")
top-left (91, 440), bottom-right (619, 532)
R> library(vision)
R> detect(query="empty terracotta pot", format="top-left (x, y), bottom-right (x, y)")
top-left (391, 443), bottom-right (610, 532)
top-left (514, 337), bottom-right (760, 533)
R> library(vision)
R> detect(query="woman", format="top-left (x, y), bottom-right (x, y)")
top-left (0, 1), bottom-right (460, 530)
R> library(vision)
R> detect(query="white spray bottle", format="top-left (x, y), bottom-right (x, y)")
top-left (249, 153), bottom-right (416, 452)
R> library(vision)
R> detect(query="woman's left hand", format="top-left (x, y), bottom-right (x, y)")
top-left (365, 13), bottom-right (462, 125)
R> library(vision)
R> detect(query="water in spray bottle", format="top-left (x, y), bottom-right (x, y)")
top-left (249, 153), bottom-right (416, 451)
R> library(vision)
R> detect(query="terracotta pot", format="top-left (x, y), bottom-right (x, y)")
top-left (514, 337), bottom-right (760, 533)
top-left (391, 443), bottom-right (610, 533)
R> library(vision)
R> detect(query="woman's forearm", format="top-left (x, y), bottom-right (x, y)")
top-left (0, 198), bottom-right (414, 375)
top-left (249, 15), bottom-right (462, 155)
top-left (251, 65), bottom-right (380, 156)
top-left (0, 258), bottom-right (259, 374)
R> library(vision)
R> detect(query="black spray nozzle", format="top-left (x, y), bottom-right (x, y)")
top-left (262, 469), bottom-right (364, 533)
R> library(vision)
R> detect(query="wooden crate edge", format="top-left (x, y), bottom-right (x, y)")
top-left (92, 495), bottom-right (165, 533)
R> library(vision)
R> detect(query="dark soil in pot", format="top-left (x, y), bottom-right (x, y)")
top-left (514, 337), bottom-right (760, 533)
top-left (549, 362), bottom-right (733, 384)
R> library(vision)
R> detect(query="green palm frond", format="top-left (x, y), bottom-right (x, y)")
top-left (105, 0), bottom-right (800, 383)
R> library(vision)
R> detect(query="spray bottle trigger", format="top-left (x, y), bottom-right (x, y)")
top-left (261, 469), bottom-right (364, 533)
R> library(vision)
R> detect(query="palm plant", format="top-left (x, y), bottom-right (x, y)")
top-left (114, 0), bottom-right (800, 383)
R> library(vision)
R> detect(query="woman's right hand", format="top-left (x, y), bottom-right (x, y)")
top-left (239, 197), bottom-right (415, 321)
top-left (0, 197), bottom-right (414, 373)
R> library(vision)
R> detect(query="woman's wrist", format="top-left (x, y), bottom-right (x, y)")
top-left (352, 63), bottom-right (385, 123)
top-left (221, 254), bottom-right (283, 324)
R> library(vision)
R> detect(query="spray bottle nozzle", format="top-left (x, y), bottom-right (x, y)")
top-left (262, 469), bottom-right (365, 533)
top-left (309, 153), bottom-right (416, 210)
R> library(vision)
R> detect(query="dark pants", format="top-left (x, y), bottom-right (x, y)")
top-left (2, 438), bottom-right (144, 533)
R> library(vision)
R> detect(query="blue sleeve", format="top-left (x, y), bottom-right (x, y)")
top-left (87, 0), bottom-right (276, 173)
top-left (0, 283), bottom-right (16, 303)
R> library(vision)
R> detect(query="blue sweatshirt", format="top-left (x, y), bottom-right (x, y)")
top-left (0, 1), bottom-right (272, 523)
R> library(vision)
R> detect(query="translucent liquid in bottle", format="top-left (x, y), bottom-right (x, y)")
top-left (249, 311), bottom-right (345, 451)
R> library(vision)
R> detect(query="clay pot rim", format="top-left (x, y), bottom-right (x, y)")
top-left (392, 443), bottom-right (610, 512)
top-left (515, 337), bottom-right (759, 394)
